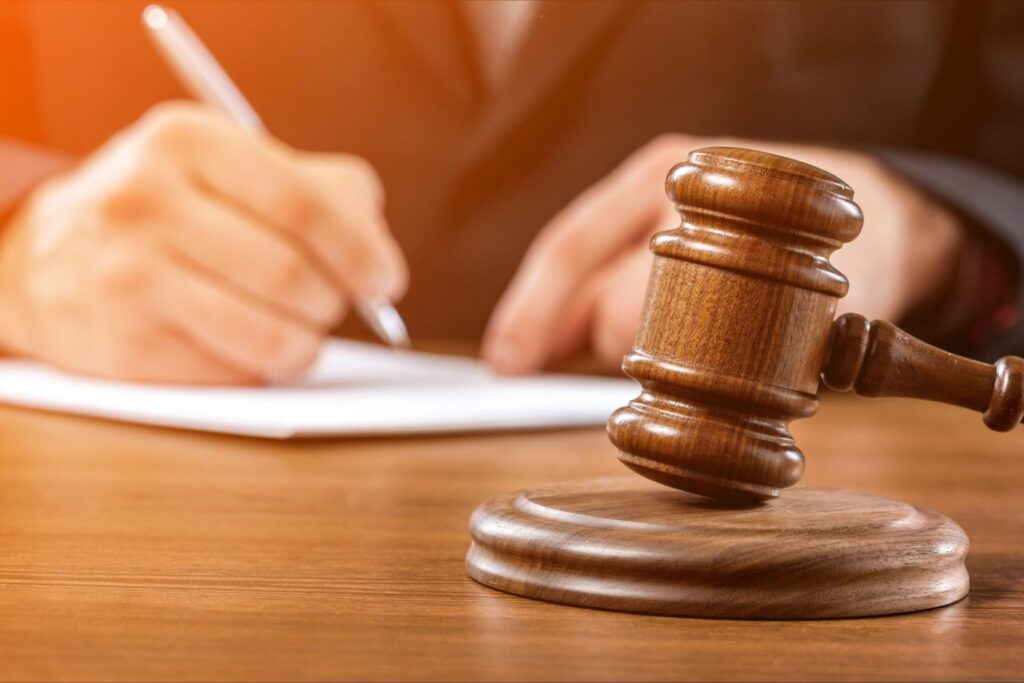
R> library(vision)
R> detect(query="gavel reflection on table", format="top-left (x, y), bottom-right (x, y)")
top-left (467, 147), bottom-right (1022, 619)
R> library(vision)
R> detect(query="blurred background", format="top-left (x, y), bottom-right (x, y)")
top-left (1, 0), bottom-right (1021, 364)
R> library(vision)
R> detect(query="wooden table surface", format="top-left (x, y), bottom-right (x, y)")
top-left (0, 392), bottom-right (1021, 682)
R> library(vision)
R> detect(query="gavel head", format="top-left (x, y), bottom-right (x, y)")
top-left (607, 147), bottom-right (864, 502)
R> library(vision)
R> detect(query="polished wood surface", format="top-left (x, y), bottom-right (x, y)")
top-left (609, 148), bottom-right (1023, 502)
top-left (469, 149), bottom-right (992, 619)
top-left (0, 394), bottom-right (1020, 681)
top-left (467, 481), bottom-right (968, 618)
top-left (825, 313), bottom-right (1024, 431)
top-left (609, 147), bottom-right (862, 501)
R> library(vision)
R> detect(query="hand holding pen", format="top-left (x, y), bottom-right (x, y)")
top-left (0, 7), bottom-right (409, 385)
top-left (143, 4), bottom-right (410, 349)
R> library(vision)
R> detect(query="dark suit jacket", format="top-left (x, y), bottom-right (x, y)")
top-left (1, 0), bottom-right (1022, 356)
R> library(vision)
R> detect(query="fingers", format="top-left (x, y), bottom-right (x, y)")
top-left (484, 153), bottom-right (675, 374)
top-left (111, 331), bottom-right (258, 386)
top-left (156, 256), bottom-right (323, 381)
top-left (4, 102), bottom-right (408, 386)
top-left (298, 155), bottom-right (409, 301)
top-left (43, 332), bottom-right (255, 386)
top-left (537, 244), bottom-right (653, 373)
top-left (156, 188), bottom-right (345, 328)
top-left (135, 103), bottom-right (407, 303)
top-left (589, 246), bottom-right (652, 368)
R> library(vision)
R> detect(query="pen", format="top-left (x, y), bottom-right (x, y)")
top-left (141, 4), bottom-right (411, 349)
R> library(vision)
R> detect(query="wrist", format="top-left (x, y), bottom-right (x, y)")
top-left (902, 211), bottom-right (1018, 355)
top-left (903, 200), bottom-right (967, 315)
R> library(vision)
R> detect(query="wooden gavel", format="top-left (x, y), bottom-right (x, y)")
top-left (608, 147), bottom-right (1023, 502)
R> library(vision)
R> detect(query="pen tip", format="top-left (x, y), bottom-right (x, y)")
top-left (382, 319), bottom-right (412, 350)
top-left (391, 333), bottom-right (412, 350)
top-left (357, 299), bottom-right (412, 350)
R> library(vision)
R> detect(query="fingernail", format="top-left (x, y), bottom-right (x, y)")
top-left (487, 338), bottom-right (529, 375)
top-left (373, 271), bottom-right (404, 301)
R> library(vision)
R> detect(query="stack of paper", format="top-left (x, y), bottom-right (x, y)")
top-left (0, 340), bottom-right (638, 438)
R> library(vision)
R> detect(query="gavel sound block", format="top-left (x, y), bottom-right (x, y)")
top-left (467, 147), bottom-right (1022, 618)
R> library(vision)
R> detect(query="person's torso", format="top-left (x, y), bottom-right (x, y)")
top-left (12, 0), bottom-right (971, 338)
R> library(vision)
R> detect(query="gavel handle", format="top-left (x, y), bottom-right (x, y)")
top-left (822, 313), bottom-right (1024, 432)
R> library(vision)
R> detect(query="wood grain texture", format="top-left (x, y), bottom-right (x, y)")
top-left (824, 313), bottom-right (1024, 431)
top-left (608, 147), bottom-right (1024, 502)
top-left (608, 147), bottom-right (859, 501)
top-left (0, 394), bottom-right (1020, 682)
top-left (467, 480), bottom-right (968, 618)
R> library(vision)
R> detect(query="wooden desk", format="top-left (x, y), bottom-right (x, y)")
top-left (0, 394), bottom-right (1020, 681)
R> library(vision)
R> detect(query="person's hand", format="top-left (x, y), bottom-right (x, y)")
top-left (0, 102), bottom-right (406, 384)
top-left (483, 134), bottom-right (965, 374)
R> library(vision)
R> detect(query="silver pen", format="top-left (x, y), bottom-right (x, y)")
top-left (142, 4), bottom-right (410, 349)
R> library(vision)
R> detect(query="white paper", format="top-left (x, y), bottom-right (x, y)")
top-left (0, 339), bottom-right (638, 438)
